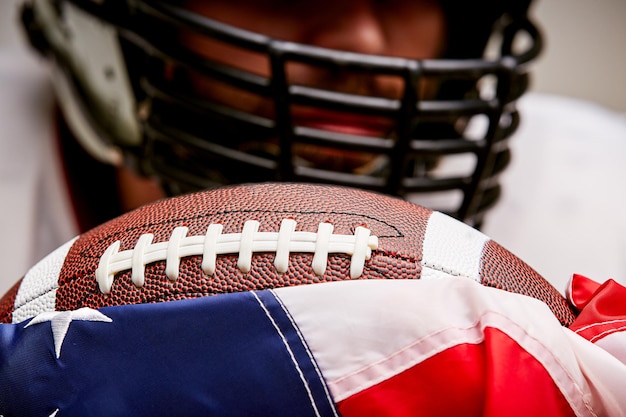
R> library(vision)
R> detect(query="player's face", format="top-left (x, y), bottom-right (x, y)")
top-left (176, 0), bottom-right (446, 171)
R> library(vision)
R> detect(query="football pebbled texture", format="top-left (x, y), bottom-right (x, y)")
top-left (0, 182), bottom-right (576, 326)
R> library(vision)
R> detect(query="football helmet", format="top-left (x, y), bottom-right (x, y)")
top-left (20, 0), bottom-right (542, 227)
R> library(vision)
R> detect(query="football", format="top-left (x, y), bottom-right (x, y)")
top-left (0, 182), bottom-right (575, 326)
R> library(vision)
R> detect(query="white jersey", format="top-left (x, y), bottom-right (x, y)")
top-left (484, 93), bottom-right (626, 294)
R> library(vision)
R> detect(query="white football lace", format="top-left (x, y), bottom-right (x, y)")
top-left (95, 219), bottom-right (379, 294)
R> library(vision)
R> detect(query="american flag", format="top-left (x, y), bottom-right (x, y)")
top-left (1, 277), bottom-right (625, 416)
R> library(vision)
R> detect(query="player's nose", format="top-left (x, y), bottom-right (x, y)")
top-left (300, 2), bottom-right (387, 55)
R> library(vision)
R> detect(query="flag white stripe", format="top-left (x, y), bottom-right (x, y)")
top-left (274, 278), bottom-right (598, 415)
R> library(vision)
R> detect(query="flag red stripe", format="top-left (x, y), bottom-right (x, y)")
top-left (337, 327), bottom-right (576, 417)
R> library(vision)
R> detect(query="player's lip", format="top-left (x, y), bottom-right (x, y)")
top-left (290, 108), bottom-right (394, 138)
top-left (273, 108), bottom-right (392, 172)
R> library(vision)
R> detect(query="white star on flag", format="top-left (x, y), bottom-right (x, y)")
top-left (25, 307), bottom-right (113, 358)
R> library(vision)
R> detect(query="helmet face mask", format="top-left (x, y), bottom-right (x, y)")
top-left (22, 0), bottom-right (542, 228)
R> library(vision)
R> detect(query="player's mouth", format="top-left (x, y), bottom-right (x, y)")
top-left (288, 107), bottom-right (394, 173)
top-left (292, 107), bottom-right (394, 137)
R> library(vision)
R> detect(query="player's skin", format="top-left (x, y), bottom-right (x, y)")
top-left (117, 0), bottom-right (447, 211)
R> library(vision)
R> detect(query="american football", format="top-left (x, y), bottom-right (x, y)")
top-left (0, 182), bottom-right (575, 326)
